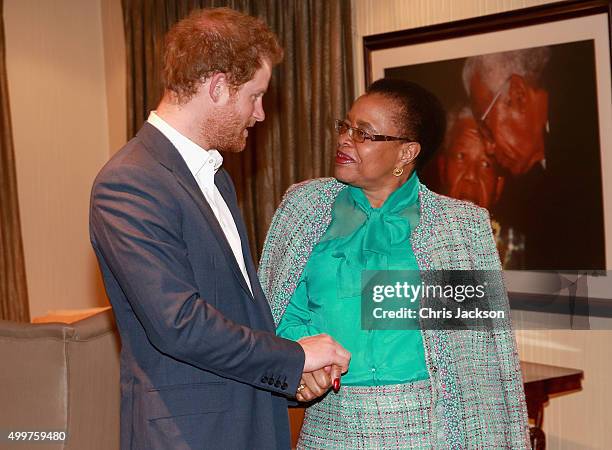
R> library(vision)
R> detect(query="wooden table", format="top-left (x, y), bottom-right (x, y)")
top-left (31, 306), bottom-right (112, 324)
top-left (521, 361), bottom-right (584, 450)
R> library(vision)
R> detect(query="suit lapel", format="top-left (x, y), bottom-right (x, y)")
top-left (138, 124), bottom-right (254, 300)
top-left (215, 170), bottom-right (275, 328)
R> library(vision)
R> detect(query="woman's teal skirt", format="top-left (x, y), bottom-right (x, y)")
top-left (298, 380), bottom-right (434, 449)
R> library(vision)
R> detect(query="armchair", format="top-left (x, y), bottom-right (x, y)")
top-left (0, 308), bottom-right (120, 449)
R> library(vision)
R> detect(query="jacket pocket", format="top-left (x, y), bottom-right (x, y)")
top-left (144, 381), bottom-right (229, 421)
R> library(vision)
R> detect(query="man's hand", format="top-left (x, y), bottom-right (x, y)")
top-left (298, 334), bottom-right (350, 373)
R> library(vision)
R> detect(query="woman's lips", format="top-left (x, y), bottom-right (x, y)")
top-left (335, 150), bottom-right (355, 164)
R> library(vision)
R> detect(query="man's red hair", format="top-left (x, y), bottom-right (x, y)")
top-left (163, 7), bottom-right (283, 102)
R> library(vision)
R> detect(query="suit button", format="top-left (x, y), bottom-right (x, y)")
top-left (281, 383), bottom-right (288, 390)
top-left (261, 376), bottom-right (268, 383)
top-left (275, 380), bottom-right (281, 388)
top-left (268, 378), bottom-right (275, 385)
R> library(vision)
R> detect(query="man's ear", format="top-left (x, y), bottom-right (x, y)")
top-left (208, 73), bottom-right (229, 103)
top-left (399, 141), bottom-right (421, 165)
top-left (508, 74), bottom-right (528, 112)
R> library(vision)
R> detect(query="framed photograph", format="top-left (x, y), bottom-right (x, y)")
top-left (363, 0), bottom-right (612, 318)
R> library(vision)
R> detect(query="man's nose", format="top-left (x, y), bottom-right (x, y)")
top-left (253, 98), bottom-right (265, 122)
top-left (464, 164), bottom-right (478, 181)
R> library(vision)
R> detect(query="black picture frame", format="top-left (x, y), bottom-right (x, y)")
top-left (364, 0), bottom-right (611, 88)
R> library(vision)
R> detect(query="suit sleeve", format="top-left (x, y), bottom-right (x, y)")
top-left (90, 163), bottom-right (304, 396)
top-left (473, 208), bottom-right (531, 449)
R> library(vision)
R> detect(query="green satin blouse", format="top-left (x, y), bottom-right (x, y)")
top-left (277, 173), bottom-right (428, 386)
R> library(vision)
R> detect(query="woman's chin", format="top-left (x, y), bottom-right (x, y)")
top-left (334, 164), bottom-right (356, 183)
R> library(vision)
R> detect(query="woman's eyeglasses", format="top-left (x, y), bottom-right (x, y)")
top-left (334, 119), bottom-right (413, 143)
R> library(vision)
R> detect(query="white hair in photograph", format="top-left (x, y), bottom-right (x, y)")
top-left (462, 47), bottom-right (551, 95)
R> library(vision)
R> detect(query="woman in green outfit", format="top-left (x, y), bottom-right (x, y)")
top-left (259, 78), bottom-right (529, 449)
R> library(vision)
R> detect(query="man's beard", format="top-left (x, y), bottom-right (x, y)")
top-left (200, 103), bottom-right (249, 153)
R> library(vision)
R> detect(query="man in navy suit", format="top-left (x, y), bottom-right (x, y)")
top-left (90, 8), bottom-right (350, 450)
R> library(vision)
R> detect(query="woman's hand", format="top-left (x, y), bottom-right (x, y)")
top-left (296, 365), bottom-right (342, 402)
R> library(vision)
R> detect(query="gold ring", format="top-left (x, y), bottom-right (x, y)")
top-left (297, 384), bottom-right (306, 393)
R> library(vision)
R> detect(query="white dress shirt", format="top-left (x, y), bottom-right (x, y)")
top-left (147, 111), bottom-right (253, 295)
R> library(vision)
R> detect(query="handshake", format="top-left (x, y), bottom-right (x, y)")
top-left (297, 334), bottom-right (351, 402)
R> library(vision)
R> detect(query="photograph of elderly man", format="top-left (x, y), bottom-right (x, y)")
top-left (388, 40), bottom-right (605, 271)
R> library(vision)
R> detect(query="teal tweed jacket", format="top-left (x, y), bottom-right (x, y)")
top-left (259, 178), bottom-right (530, 449)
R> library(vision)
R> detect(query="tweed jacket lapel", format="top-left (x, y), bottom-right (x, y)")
top-left (259, 178), bottom-right (345, 325)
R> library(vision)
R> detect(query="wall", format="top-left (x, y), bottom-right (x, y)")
top-left (4, 0), bottom-right (124, 318)
top-left (101, 0), bottom-right (126, 155)
top-left (352, 1), bottom-right (612, 448)
top-left (515, 319), bottom-right (612, 449)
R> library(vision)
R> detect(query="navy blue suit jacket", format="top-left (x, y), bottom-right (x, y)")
top-left (90, 123), bottom-right (304, 450)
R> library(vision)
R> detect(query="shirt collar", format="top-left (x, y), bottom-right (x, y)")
top-left (147, 111), bottom-right (223, 178)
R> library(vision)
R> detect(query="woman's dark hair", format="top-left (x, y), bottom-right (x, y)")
top-left (366, 78), bottom-right (446, 169)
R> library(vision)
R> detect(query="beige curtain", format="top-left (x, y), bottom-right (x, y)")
top-left (122, 0), bottom-right (354, 258)
top-left (0, 0), bottom-right (29, 322)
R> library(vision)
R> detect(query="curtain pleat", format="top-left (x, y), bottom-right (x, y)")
top-left (122, 0), bottom-right (354, 259)
top-left (0, 0), bottom-right (30, 322)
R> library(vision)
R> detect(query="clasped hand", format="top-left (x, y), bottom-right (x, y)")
top-left (296, 365), bottom-right (343, 402)
top-left (297, 334), bottom-right (350, 402)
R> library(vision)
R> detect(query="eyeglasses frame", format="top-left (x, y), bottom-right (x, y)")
top-left (334, 119), bottom-right (414, 143)
top-left (476, 77), bottom-right (511, 142)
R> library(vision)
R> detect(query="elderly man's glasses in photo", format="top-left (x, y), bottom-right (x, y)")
top-left (476, 77), bottom-right (511, 143)
top-left (334, 119), bottom-right (413, 143)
